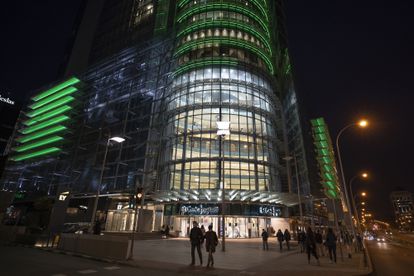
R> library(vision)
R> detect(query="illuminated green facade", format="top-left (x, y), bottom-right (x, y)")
top-left (10, 77), bottom-right (81, 162)
top-left (311, 118), bottom-right (340, 199)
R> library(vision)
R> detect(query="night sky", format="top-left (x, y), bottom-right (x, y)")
top-left (1, 1), bottom-right (413, 223)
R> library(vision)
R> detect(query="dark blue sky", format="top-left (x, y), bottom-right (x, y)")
top-left (1, 1), bottom-right (413, 222)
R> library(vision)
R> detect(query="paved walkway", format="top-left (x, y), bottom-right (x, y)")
top-left (127, 238), bottom-right (371, 275)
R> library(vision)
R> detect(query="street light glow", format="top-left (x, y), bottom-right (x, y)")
top-left (358, 120), bottom-right (368, 128)
top-left (109, 136), bottom-right (125, 143)
top-left (362, 173), bottom-right (368, 178)
top-left (361, 202), bottom-right (366, 205)
top-left (361, 192), bottom-right (367, 197)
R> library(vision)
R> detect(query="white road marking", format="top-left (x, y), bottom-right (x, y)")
top-left (78, 269), bottom-right (98, 274)
top-left (104, 266), bottom-right (121, 270)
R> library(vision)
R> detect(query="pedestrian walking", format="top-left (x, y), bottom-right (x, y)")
top-left (204, 225), bottom-right (218, 267)
top-left (325, 227), bottom-right (337, 263)
top-left (93, 220), bottom-right (101, 235)
top-left (315, 229), bottom-right (324, 257)
top-left (165, 225), bottom-right (170, 238)
top-left (305, 227), bottom-right (320, 265)
top-left (276, 229), bottom-right (284, 252)
top-left (284, 229), bottom-right (291, 250)
top-left (343, 231), bottom-right (353, 258)
top-left (261, 229), bottom-right (269, 250)
top-left (200, 225), bottom-right (206, 237)
top-left (189, 221), bottom-right (204, 266)
top-left (298, 229), bottom-right (306, 253)
top-left (356, 233), bottom-right (363, 252)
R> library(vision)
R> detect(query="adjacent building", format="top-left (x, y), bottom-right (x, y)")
top-left (1, 0), bottom-right (318, 237)
top-left (390, 190), bottom-right (414, 232)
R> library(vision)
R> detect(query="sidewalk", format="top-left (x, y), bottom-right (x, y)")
top-left (122, 238), bottom-right (371, 275)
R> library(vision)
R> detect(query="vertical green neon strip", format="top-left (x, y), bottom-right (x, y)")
top-left (154, 0), bottom-right (170, 35)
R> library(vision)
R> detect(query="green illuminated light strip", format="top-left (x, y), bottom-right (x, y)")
top-left (174, 58), bottom-right (239, 76)
top-left (177, 0), bottom-right (268, 21)
top-left (14, 136), bottom-right (63, 153)
top-left (326, 189), bottom-right (338, 199)
top-left (174, 38), bottom-right (273, 73)
top-left (32, 77), bottom-right (80, 102)
top-left (177, 20), bottom-right (272, 54)
top-left (23, 105), bottom-right (72, 126)
top-left (11, 147), bottom-right (61, 162)
top-left (29, 87), bottom-right (77, 110)
top-left (20, 115), bottom-right (69, 134)
top-left (176, 3), bottom-right (270, 37)
top-left (178, 0), bottom-right (268, 8)
top-left (16, 125), bottom-right (67, 144)
top-left (26, 96), bottom-right (74, 118)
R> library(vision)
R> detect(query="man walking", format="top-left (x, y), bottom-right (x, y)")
top-left (261, 229), bottom-right (269, 250)
top-left (284, 229), bottom-right (291, 250)
top-left (189, 221), bottom-right (204, 266)
top-left (276, 229), bottom-right (284, 252)
top-left (204, 225), bottom-right (218, 267)
top-left (305, 227), bottom-right (320, 265)
top-left (325, 227), bottom-right (337, 263)
top-left (315, 229), bottom-right (324, 257)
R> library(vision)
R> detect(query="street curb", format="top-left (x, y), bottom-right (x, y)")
top-left (362, 240), bottom-right (374, 275)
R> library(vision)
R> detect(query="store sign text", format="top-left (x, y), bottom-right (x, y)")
top-left (180, 204), bottom-right (219, 216)
top-left (258, 206), bottom-right (281, 217)
top-left (0, 94), bottom-right (15, 105)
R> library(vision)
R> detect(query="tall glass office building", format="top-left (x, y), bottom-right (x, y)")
top-left (1, 0), bottom-right (313, 238)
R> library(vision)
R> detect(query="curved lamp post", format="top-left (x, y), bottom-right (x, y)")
top-left (336, 119), bottom-right (368, 240)
top-left (89, 136), bottom-right (125, 233)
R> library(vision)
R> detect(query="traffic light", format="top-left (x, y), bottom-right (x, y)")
top-left (136, 188), bottom-right (143, 204)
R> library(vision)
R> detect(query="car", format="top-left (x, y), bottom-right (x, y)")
top-left (376, 236), bottom-right (386, 242)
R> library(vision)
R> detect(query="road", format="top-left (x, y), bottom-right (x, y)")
top-left (0, 245), bottom-right (204, 276)
top-left (366, 239), bottom-right (414, 276)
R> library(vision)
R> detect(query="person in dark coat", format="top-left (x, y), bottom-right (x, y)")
top-left (261, 229), bottom-right (269, 250)
top-left (189, 221), bottom-right (204, 266)
top-left (325, 227), bottom-right (337, 263)
top-left (165, 225), bottom-right (170, 238)
top-left (93, 220), bottom-right (101, 235)
top-left (305, 227), bottom-right (320, 265)
top-left (298, 229), bottom-right (306, 253)
top-left (276, 229), bottom-right (284, 252)
top-left (284, 229), bottom-right (291, 250)
top-left (204, 225), bottom-right (218, 267)
top-left (315, 229), bottom-right (324, 257)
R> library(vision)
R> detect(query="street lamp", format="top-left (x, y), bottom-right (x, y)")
top-left (89, 136), bottom-right (125, 233)
top-left (283, 155), bottom-right (303, 230)
top-left (336, 119), bottom-right (368, 240)
top-left (349, 172), bottom-right (369, 234)
top-left (217, 121), bottom-right (230, 252)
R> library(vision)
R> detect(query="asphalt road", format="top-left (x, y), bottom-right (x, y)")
top-left (366, 239), bottom-right (414, 276)
top-left (0, 245), bottom-right (204, 276)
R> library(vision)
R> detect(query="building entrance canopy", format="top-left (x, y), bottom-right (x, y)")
top-left (150, 189), bottom-right (302, 207)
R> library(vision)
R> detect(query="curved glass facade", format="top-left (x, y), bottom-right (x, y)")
top-left (160, 0), bottom-right (282, 194)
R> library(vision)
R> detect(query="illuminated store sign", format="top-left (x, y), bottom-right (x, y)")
top-left (0, 94), bottom-right (15, 105)
top-left (164, 203), bottom-right (282, 217)
top-left (180, 204), bottom-right (219, 216)
top-left (258, 206), bottom-right (281, 217)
